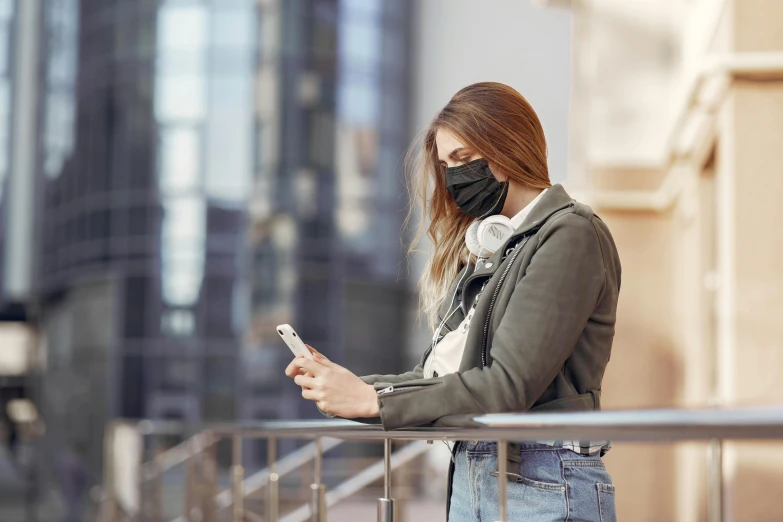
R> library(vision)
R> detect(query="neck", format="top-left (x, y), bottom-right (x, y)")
top-left (500, 182), bottom-right (545, 219)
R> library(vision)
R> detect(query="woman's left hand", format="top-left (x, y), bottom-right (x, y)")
top-left (293, 354), bottom-right (380, 418)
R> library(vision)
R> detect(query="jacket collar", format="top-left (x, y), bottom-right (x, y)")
top-left (467, 184), bottom-right (574, 279)
top-left (512, 184), bottom-right (574, 237)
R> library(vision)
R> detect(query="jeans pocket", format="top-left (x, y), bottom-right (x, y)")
top-left (484, 470), bottom-right (568, 521)
top-left (597, 483), bottom-right (616, 522)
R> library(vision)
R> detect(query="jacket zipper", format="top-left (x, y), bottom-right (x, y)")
top-left (478, 201), bottom-right (576, 366)
top-left (377, 384), bottom-right (428, 395)
top-left (480, 237), bottom-right (529, 367)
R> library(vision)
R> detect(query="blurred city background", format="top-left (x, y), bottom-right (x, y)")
top-left (0, 0), bottom-right (781, 520)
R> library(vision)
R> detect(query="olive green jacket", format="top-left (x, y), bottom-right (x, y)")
top-left (361, 184), bottom-right (621, 429)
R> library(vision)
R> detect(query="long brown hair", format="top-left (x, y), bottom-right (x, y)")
top-left (405, 82), bottom-right (552, 330)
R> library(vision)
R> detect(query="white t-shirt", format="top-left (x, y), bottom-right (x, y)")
top-left (423, 189), bottom-right (548, 379)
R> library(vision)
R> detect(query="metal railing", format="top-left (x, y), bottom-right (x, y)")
top-left (100, 405), bottom-right (783, 522)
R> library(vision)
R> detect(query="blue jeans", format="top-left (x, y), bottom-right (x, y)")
top-left (448, 441), bottom-right (616, 521)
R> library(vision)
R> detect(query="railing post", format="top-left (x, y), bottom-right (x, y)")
top-left (201, 433), bottom-right (219, 522)
top-left (147, 441), bottom-right (163, 522)
top-left (137, 437), bottom-right (147, 522)
top-left (232, 434), bottom-right (244, 522)
top-left (268, 436), bottom-right (279, 522)
top-left (496, 440), bottom-right (507, 522)
top-left (100, 424), bottom-right (117, 522)
top-left (708, 438), bottom-right (725, 522)
top-left (377, 438), bottom-right (396, 522)
top-left (311, 437), bottom-right (327, 522)
top-left (185, 435), bottom-right (203, 522)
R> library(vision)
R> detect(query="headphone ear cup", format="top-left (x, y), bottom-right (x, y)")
top-left (477, 216), bottom-right (515, 254)
top-left (465, 221), bottom-right (486, 258)
top-left (478, 215), bottom-right (514, 232)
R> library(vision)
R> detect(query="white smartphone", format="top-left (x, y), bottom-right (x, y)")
top-left (276, 324), bottom-right (313, 359)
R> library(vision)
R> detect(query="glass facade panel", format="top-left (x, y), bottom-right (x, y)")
top-left (42, 0), bottom-right (79, 179)
top-left (0, 83), bottom-right (8, 174)
top-left (158, 126), bottom-right (201, 194)
top-left (0, 0), bottom-right (13, 194)
top-left (31, 0), bottom-right (412, 482)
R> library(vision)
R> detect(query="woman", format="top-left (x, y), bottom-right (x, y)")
top-left (285, 82), bottom-right (621, 521)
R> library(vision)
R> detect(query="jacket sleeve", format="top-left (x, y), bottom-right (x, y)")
top-left (360, 364), bottom-right (425, 387)
top-left (315, 364), bottom-right (426, 420)
top-left (375, 214), bottom-right (607, 430)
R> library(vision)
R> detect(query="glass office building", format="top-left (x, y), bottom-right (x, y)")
top-left (31, 0), bottom-right (413, 483)
top-left (245, 0), bottom-right (414, 424)
top-left (0, 0), bottom-right (13, 292)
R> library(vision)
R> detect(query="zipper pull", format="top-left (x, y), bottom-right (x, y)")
top-left (377, 386), bottom-right (394, 395)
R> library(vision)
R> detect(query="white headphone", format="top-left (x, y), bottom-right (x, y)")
top-left (465, 215), bottom-right (515, 258)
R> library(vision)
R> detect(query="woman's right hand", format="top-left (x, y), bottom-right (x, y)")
top-left (285, 344), bottom-right (325, 379)
top-left (285, 355), bottom-right (306, 378)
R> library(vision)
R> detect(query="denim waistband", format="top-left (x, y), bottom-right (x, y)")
top-left (460, 440), bottom-right (567, 453)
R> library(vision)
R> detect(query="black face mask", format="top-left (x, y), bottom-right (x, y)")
top-left (444, 159), bottom-right (509, 218)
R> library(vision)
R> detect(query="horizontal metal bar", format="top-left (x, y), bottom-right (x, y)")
top-left (132, 406), bottom-right (783, 442)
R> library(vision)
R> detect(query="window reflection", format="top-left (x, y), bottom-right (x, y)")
top-left (212, 7), bottom-right (254, 48)
top-left (159, 127), bottom-right (200, 195)
top-left (337, 0), bottom-right (382, 126)
top-left (0, 83), bottom-right (8, 174)
top-left (154, 2), bottom-right (207, 123)
top-left (155, 76), bottom-right (207, 122)
top-left (161, 309), bottom-right (196, 338)
top-left (0, 3), bottom-right (10, 75)
top-left (204, 76), bottom-right (252, 203)
top-left (0, 0), bottom-right (12, 20)
top-left (42, 0), bottom-right (79, 179)
top-left (156, 0), bottom-right (208, 313)
top-left (0, 0), bottom-right (12, 192)
top-left (160, 195), bottom-right (206, 306)
top-left (335, 0), bottom-right (383, 254)
top-left (203, 1), bottom-right (253, 204)
top-left (155, 0), bottom-right (255, 338)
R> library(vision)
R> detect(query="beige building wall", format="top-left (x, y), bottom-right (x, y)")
top-left (591, 170), bottom-right (719, 521)
top-left (562, 0), bottom-right (783, 520)
top-left (720, 82), bottom-right (783, 521)
top-left (590, 170), bottom-right (688, 521)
